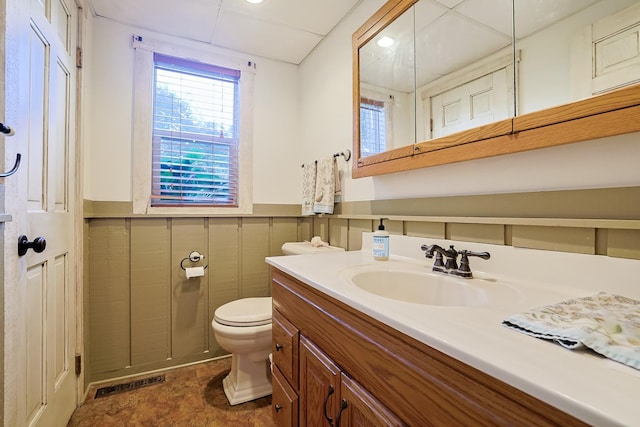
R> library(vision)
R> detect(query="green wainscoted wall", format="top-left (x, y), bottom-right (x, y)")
top-left (85, 215), bottom-right (314, 383)
top-left (83, 187), bottom-right (640, 384)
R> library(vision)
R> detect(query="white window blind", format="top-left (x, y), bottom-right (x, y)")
top-left (151, 53), bottom-right (241, 206)
top-left (360, 97), bottom-right (386, 156)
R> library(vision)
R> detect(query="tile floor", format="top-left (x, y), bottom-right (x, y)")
top-left (68, 357), bottom-right (277, 427)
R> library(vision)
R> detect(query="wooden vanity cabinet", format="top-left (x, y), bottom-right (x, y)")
top-left (270, 267), bottom-right (588, 426)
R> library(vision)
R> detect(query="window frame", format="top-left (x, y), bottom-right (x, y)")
top-left (151, 53), bottom-right (241, 207)
top-left (359, 96), bottom-right (387, 157)
top-left (132, 36), bottom-right (254, 214)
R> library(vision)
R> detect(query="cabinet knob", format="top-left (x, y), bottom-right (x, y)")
top-left (274, 404), bottom-right (282, 412)
top-left (275, 343), bottom-right (283, 351)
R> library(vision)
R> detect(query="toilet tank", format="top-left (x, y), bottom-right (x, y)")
top-left (281, 241), bottom-right (345, 255)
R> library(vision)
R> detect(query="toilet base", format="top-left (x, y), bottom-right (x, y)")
top-left (222, 352), bottom-right (272, 405)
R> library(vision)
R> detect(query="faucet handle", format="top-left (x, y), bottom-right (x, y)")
top-left (460, 250), bottom-right (490, 260)
top-left (457, 250), bottom-right (491, 278)
top-left (420, 244), bottom-right (432, 257)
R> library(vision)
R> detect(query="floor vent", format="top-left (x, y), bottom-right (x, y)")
top-left (94, 375), bottom-right (166, 399)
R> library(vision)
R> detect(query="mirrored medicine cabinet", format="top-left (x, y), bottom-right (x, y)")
top-left (352, 0), bottom-right (640, 178)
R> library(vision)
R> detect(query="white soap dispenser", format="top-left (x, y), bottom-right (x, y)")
top-left (372, 218), bottom-right (389, 261)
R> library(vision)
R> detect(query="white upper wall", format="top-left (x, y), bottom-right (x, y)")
top-left (85, 0), bottom-right (640, 205)
top-left (84, 16), bottom-right (300, 203)
top-left (299, 0), bottom-right (640, 202)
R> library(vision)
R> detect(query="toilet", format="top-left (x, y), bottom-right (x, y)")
top-left (211, 239), bottom-right (344, 405)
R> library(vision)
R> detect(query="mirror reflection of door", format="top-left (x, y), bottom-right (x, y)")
top-left (427, 57), bottom-right (514, 139)
top-left (516, 0), bottom-right (640, 115)
top-left (415, 0), bottom-right (514, 141)
top-left (571, 1), bottom-right (640, 100)
top-left (357, 0), bottom-right (515, 157)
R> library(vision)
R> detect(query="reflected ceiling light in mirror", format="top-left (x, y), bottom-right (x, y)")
top-left (377, 36), bottom-right (394, 47)
top-left (245, 0), bottom-right (264, 3)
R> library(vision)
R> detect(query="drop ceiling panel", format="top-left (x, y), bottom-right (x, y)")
top-left (434, 0), bottom-right (465, 8)
top-left (212, 8), bottom-right (323, 64)
top-left (221, 0), bottom-right (360, 36)
top-left (90, 0), bottom-right (222, 43)
top-left (456, 0), bottom-right (513, 37)
top-left (416, 12), bottom-right (512, 81)
top-left (88, 0), bottom-right (359, 64)
top-left (514, 0), bottom-right (600, 39)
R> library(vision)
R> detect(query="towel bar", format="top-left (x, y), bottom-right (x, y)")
top-left (301, 149), bottom-right (351, 167)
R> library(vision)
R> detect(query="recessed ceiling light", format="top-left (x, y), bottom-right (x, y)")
top-left (246, 0), bottom-right (264, 4)
top-left (377, 36), bottom-right (394, 48)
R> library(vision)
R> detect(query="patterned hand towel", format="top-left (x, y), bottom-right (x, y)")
top-left (313, 157), bottom-right (336, 214)
top-left (333, 158), bottom-right (342, 203)
top-left (301, 161), bottom-right (316, 216)
top-left (503, 292), bottom-right (640, 370)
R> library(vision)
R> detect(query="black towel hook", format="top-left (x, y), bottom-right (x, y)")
top-left (0, 122), bottom-right (15, 136)
top-left (0, 153), bottom-right (21, 178)
top-left (1, 121), bottom-right (21, 178)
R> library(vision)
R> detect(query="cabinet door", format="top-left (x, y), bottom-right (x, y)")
top-left (338, 374), bottom-right (406, 427)
top-left (300, 336), bottom-right (341, 427)
top-left (272, 366), bottom-right (299, 427)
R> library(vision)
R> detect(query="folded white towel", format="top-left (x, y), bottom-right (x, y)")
top-left (301, 161), bottom-right (316, 216)
top-left (313, 157), bottom-right (336, 214)
top-left (503, 292), bottom-right (640, 370)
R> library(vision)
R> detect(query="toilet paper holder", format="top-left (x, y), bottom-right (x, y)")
top-left (180, 251), bottom-right (208, 271)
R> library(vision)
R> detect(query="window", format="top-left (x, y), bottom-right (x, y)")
top-left (151, 54), bottom-right (240, 206)
top-left (360, 97), bottom-right (386, 156)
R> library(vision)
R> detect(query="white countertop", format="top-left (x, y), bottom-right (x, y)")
top-left (266, 235), bottom-right (640, 427)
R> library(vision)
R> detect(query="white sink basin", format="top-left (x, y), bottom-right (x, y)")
top-left (340, 260), bottom-right (524, 307)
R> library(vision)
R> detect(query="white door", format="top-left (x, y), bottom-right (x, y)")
top-left (571, 1), bottom-right (640, 97)
top-left (3, 0), bottom-right (78, 425)
top-left (429, 69), bottom-right (510, 139)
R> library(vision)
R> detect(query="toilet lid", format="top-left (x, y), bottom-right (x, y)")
top-left (281, 242), bottom-right (345, 255)
top-left (214, 297), bottom-right (272, 327)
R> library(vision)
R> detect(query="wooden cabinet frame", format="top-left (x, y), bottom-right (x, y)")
top-left (353, 83), bottom-right (640, 177)
top-left (351, 0), bottom-right (640, 178)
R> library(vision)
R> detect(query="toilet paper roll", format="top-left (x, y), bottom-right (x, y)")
top-left (185, 266), bottom-right (205, 279)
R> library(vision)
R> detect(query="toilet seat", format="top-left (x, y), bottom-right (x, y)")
top-left (214, 297), bottom-right (272, 327)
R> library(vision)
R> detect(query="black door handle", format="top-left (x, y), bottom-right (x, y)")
top-left (18, 235), bottom-right (46, 256)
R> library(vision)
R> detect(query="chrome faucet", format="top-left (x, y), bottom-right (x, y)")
top-left (420, 244), bottom-right (490, 278)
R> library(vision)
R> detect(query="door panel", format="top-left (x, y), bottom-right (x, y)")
top-left (430, 69), bottom-right (510, 138)
top-left (27, 24), bottom-right (47, 210)
top-left (53, 61), bottom-right (70, 210)
top-left (5, 0), bottom-right (78, 425)
top-left (26, 264), bottom-right (46, 424)
top-left (53, 254), bottom-right (69, 387)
